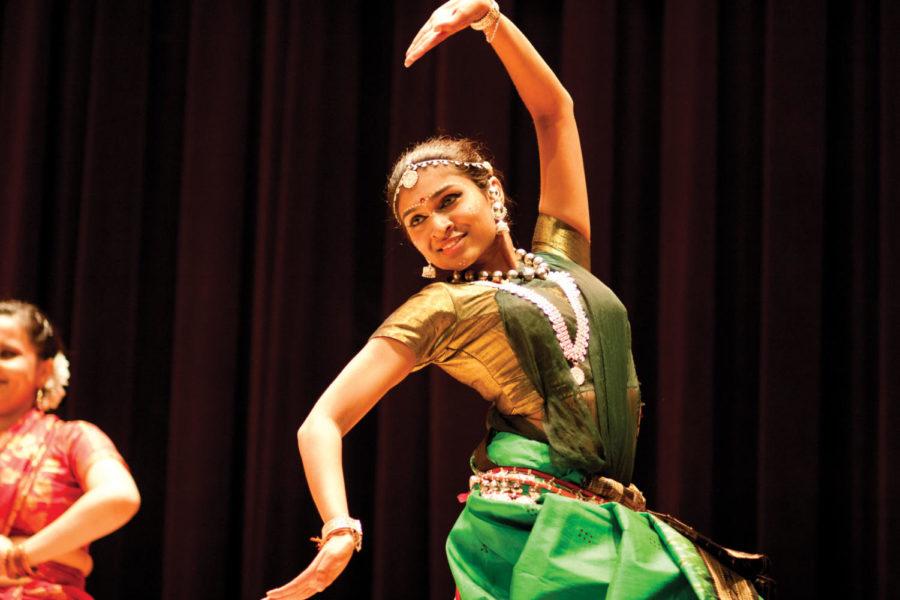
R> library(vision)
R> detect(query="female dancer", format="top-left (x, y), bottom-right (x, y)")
top-left (268, 1), bottom-right (761, 598)
top-left (0, 300), bottom-right (140, 598)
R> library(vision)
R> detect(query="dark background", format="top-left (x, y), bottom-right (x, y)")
top-left (1, 1), bottom-right (897, 598)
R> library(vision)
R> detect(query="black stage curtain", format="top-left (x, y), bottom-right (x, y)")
top-left (1, 1), bottom-right (897, 598)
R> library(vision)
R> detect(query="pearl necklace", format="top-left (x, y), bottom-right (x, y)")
top-left (458, 249), bottom-right (590, 385)
top-left (450, 249), bottom-right (550, 283)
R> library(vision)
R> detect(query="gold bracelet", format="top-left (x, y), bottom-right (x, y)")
top-left (470, 0), bottom-right (501, 42)
top-left (6, 543), bottom-right (35, 578)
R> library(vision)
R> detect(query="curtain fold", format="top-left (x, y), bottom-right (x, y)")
top-left (756, 0), bottom-right (826, 589)
top-left (656, 0), bottom-right (718, 529)
top-left (162, 1), bottom-right (255, 597)
top-left (877, 3), bottom-right (899, 597)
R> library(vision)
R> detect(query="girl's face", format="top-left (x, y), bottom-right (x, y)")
top-left (0, 315), bottom-right (49, 426)
top-left (396, 167), bottom-right (503, 273)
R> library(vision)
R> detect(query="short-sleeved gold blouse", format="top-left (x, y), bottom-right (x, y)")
top-left (372, 215), bottom-right (639, 426)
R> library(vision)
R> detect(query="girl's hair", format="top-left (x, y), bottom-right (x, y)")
top-left (386, 136), bottom-right (504, 225)
top-left (0, 300), bottom-right (64, 359)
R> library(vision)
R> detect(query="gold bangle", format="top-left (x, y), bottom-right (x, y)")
top-left (7, 543), bottom-right (35, 578)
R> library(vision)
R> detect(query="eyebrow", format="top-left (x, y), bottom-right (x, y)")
top-left (400, 184), bottom-right (455, 221)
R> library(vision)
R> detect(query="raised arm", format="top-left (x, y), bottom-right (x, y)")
top-left (405, 0), bottom-right (590, 240)
top-left (266, 337), bottom-right (415, 599)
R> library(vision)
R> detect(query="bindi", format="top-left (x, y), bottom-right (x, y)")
top-left (400, 196), bottom-right (428, 222)
top-left (391, 159), bottom-right (493, 223)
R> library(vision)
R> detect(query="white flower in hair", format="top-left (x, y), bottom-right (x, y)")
top-left (52, 352), bottom-right (70, 388)
top-left (39, 352), bottom-right (70, 411)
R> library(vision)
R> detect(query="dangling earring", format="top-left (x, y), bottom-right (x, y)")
top-left (421, 262), bottom-right (436, 279)
top-left (490, 186), bottom-right (509, 234)
top-left (35, 388), bottom-right (48, 412)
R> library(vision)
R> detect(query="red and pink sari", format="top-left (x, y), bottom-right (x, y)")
top-left (0, 409), bottom-right (125, 599)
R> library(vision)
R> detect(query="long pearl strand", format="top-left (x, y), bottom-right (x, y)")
top-left (460, 249), bottom-right (590, 385)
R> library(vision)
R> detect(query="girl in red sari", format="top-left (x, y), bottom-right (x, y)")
top-left (0, 300), bottom-right (140, 599)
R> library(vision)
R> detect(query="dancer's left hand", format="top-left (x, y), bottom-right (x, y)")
top-left (405, 0), bottom-right (497, 67)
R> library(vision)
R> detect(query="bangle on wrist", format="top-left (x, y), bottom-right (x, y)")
top-left (5, 543), bottom-right (35, 578)
top-left (470, 1), bottom-right (501, 42)
top-left (310, 516), bottom-right (363, 552)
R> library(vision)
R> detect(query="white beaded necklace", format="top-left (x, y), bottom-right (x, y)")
top-left (473, 268), bottom-right (590, 385)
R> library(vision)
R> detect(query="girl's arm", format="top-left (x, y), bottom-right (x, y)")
top-left (406, 0), bottom-right (590, 240)
top-left (266, 337), bottom-right (415, 599)
top-left (16, 457), bottom-right (140, 567)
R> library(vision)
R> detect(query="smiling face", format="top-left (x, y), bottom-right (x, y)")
top-left (0, 314), bottom-right (50, 429)
top-left (396, 166), bottom-right (505, 272)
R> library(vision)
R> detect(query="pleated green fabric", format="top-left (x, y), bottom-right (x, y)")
top-left (447, 433), bottom-right (718, 599)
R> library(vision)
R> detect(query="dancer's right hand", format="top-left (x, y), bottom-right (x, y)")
top-left (264, 534), bottom-right (357, 599)
top-left (405, 0), bottom-right (497, 67)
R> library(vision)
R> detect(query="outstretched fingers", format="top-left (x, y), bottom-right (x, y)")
top-left (264, 536), bottom-right (356, 599)
top-left (265, 560), bottom-right (324, 599)
top-left (405, 27), bottom-right (452, 67)
top-left (404, 1), bottom-right (481, 67)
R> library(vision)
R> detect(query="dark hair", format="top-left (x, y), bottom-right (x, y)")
top-left (386, 136), bottom-right (505, 225)
top-left (0, 300), bottom-right (63, 360)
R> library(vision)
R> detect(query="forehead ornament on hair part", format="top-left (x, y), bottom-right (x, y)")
top-left (392, 159), bottom-right (493, 222)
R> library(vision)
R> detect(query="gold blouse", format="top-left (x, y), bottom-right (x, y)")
top-left (372, 215), bottom-right (638, 422)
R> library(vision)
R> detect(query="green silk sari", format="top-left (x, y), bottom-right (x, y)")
top-left (448, 245), bottom-right (762, 599)
top-left (447, 432), bottom-right (722, 599)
